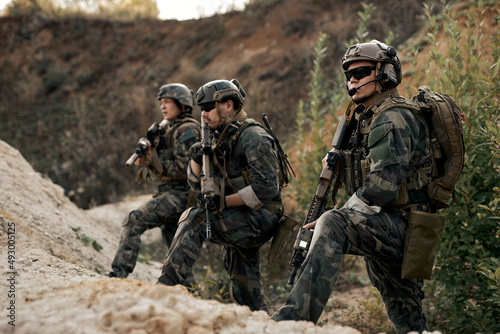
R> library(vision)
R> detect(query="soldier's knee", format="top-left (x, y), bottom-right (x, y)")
top-left (122, 209), bottom-right (144, 227)
top-left (178, 207), bottom-right (204, 228)
top-left (316, 210), bottom-right (347, 231)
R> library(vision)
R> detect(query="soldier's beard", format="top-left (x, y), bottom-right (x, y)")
top-left (353, 89), bottom-right (377, 105)
top-left (216, 105), bottom-right (237, 129)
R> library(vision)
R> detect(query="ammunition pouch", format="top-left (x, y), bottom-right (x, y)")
top-left (392, 179), bottom-right (409, 206)
top-left (401, 210), bottom-right (445, 280)
top-left (186, 189), bottom-right (197, 208)
top-left (343, 150), bottom-right (370, 195)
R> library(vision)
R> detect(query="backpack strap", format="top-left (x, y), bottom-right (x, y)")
top-left (221, 118), bottom-right (261, 193)
top-left (228, 118), bottom-right (260, 148)
top-left (208, 112), bottom-right (258, 200)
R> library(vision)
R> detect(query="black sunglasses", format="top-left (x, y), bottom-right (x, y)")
top-left (200, 102), bottom-right (216, 112)
top-left (344, 66), bottom-right (375, 81)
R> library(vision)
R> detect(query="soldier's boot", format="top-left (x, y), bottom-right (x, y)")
top-left (108, 271), bottom-right (127, 278)
top-left (109, 210), bottom-right (145, 278)
top-left (230, 274), bottom-right (269, 313)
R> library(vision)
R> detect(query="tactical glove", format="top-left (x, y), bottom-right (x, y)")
top-left (189, 142), bottom-right (204, 165)
top-left (205, 195), bottom-right (225, 213)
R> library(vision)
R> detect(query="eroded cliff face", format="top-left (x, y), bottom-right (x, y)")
top-left (0, 0), bottom-right (435, 208)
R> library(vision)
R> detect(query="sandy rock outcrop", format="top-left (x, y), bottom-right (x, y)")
top-left (0, 139), bottom-right (361, 334)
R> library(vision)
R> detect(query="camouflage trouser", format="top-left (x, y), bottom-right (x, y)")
top-left (111, 188), bottom-right (190, 278)
top-left (271, 208), bottom-right (427, 334)
top-left (157, 203), bottom-right (282, 313)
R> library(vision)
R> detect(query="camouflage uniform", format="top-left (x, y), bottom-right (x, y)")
top-left (110, 113), bottom-right (201, 278)
top-left (157, 116), bottom-right (283, 313)
top-left (272, 89), bottom-right (430, 334)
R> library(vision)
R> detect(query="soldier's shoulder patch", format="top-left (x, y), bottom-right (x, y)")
top-left (368, 122), bottom-right (394, 148)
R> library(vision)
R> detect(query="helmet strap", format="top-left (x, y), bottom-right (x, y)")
top-left (215, 102), bottom-right (226, 128)
top-left (375, 62), bottom-right (384, 93)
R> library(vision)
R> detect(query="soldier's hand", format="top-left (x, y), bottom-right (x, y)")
top-left (147, 122), bottom-right (166, 147)
top-left (205, 195), bottom-right (223, 213)
top-left (304, 220), bottom-right (317, 230)
top-left (189, 142), bottom-right (204, 165)
top-left (322, 153), bottom-right (329, 169)
top-left (134, 145), bottom-right (152, 166)
top-left (325, 150), bottom-right (341, 170)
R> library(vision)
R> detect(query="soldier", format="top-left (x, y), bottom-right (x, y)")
top-left (272, 40), bottom-right (430, 333)
top-left (157, 79), bottom-right (283, 313)
top-left (109, 83), bottom-right (201, 279)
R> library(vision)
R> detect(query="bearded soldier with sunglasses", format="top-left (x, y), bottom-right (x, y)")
top-left (272, 40), bottom-right (431, 333)
top-left (157, 79), bottom-right (283, 313)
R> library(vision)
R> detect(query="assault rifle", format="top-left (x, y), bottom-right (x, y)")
top-left (200, 117), bottom-right (215, 239)
top-left (125, 120), bottom-right (167, 167)
top-left (287, 102), bottom-right (358, 285)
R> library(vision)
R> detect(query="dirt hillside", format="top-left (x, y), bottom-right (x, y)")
top-left (0, 138), bottom-right (364, 333)
top-left (0, 0), bottom-right (437, 208)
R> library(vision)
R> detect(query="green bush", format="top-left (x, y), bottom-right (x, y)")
top-left (237, 62), bottom-right (253, 76)
top-left (195, 52), bottom-right (215, 70)
top-left (407, 1), bottom-right (500, 333)
top-left (291, 32), bottom-right (347, 218)
top-left (75, 70), bottom-right (99, 87)
top-left (290, 3), bottom-right (375, 219)
top-left (42, 66), bottom-right (67, 93)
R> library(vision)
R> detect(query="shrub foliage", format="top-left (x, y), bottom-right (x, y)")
top-left (410, 1), bottom-right (500, 333)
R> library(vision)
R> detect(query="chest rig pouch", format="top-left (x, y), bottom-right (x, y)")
top-left (209, 116), bottom-right (256, 205)
top-left (342, 112), bottom-right (371, 196)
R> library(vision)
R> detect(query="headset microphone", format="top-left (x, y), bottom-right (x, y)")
top-left (347, 78), bottom-right (382, 96)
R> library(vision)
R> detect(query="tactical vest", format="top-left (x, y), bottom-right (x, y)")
top-left (150, 115), bottom-right (201, 186)
top-left (158, 116), bottom-right (201, 161)
top-left (210, 118), bottom-right (263, 197)
top-left (342, 99), bottom-right (432, 210)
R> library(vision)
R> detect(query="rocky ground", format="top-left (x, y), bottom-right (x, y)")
top-left (0, 139), bottom-right (363, 334)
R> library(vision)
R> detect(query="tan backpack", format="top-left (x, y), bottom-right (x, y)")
top-left (414, 86), bottom-right (465, 209)
top-left (374, 86), bottom-right (465, 210)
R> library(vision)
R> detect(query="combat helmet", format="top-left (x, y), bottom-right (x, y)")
top-left (157, 83), bottom-right (195, 112)
top-left (195, 79), bottom-right (246, 110)
top-left (342, 40), bottom-right (402, 90)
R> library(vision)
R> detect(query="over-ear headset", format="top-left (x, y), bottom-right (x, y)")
top-left (378, 47), bottom-right (400, 89)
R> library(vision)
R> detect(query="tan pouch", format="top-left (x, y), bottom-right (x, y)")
top-left (186, 189), bottom-right (198, 208)
top-left (267, 215), bottom-right (299, 264)
top-left (401, 211), bottom-right (445, 280)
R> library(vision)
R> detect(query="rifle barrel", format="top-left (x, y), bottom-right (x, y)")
top-left (125, 153), bottom-right (138, 167)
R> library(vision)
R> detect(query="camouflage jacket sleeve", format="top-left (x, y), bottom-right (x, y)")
top-left (356, 107), bottom-right (427, 207)
top-left (186, 162), bottom-right (201, 191)
top-left (155, 120), bottom-right (201, 181)
top-left (235, 126), bottom-right (281, 209)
